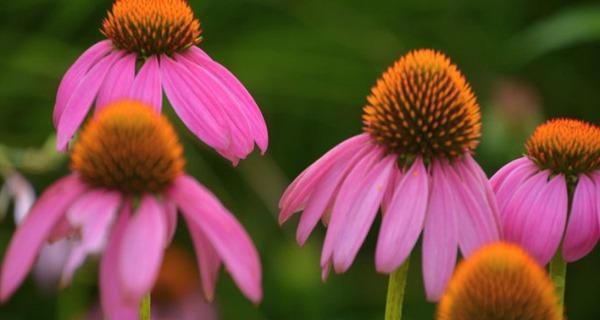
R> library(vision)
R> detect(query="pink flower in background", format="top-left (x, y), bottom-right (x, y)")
top-left (492, 119), bottom-right (600, 265)
top-left (53, 0), bottom-right (268, 165)
top-left (0, 171), bottom-right (35, 224)
top-left (0, 101), bottom-right (262, 319)
top-left (279, 49), bottom-right (500, 301)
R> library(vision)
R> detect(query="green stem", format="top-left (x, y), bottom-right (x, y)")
top-left (549, 252), bottom-right (567, 316)
top-left (384, 258), bottom-right (410, 320)
top-left (140, 294), bottom-right (151, 320)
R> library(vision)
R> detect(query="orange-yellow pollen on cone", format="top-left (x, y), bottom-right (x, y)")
top-left (437, 242), bottom-right (561, 320)
top-left (71, 100), bottom-right (185, 194)
top-left (363, 49), bottom-right (480, 165)
top-left (101, 0), bottom-right (202, 56)
top-left (526, 118), bottom-right (600, 176)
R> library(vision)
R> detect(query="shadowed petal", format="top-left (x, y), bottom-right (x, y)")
top-left (95, 53), bottom-right (136, 111)
top-left (494, 157), bottom-right (538, 214)
top-left (376, 157), bottom-right (428, 273)
top-left (562, 175), bottom-right (599, 262)
top-left (184, 218), bottom-right (221, 301)
top-left (130, 55), bottom-right (162, 112)
top-left (163, 200), bottom-right (178, 245)
top-left (490, 157), bottom-right (531, 192)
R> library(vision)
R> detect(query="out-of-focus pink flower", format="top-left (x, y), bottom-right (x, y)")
top-left (0, 171), bottom-right (35, 225)
top-left (492, 119), bottom-right (600, 265)
top-left (53, 0), bottom-right (267, 165)
top-left (0, 101), bottom-right (262, 319)
top-left (279, 49), bottom-right (500, 301)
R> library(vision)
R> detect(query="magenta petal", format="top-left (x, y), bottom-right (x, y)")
top-left (100, 203), bottom-right (138, 320)
top-left (163, 200), bottom-right (178, 245)
top-left (376, 157), bottom-right (428, 273)
top-left (184, 218), bottom-right (221, 301)
top-left (422, 160), bottom-right (458, 302)
top-left (118, 196), bottom-right (167, 301)
top-left (167, 175), bottom-right (262, 303)
top-left (95, 53), bottom-right (136, 111)
top-left (562, 175), bottom-right (599, 262)
top-left (130, 55), bottom-right (163, 112)
top-left (56, 51), bottom-right (124, 151)
top-left (494, 157), bottom-right (538, 214)
top-left (53, 40), bottom-right (112, 127)
top-left (490, 157), bottom-right (531, 192)
top-left (0, 174), bottom-right (87, 301)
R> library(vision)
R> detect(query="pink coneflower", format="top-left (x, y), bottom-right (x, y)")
top-left (0, 171), bottom-right (35, 225)
top-left (492, 119), bottom-right (600, 265)
top-left (279, 49), bottom-right (500, 301)
top-left (53, 0), bottom-right (268, 164)
top-left (0, 100), bottom-right (262, 318)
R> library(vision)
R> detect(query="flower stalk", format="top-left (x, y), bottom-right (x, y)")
top-left (385, 258), bottom-right (410, 320)
top-left (140, 294), bottom-right (151, 320)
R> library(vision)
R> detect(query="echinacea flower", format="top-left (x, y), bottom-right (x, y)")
top-left (53, 0), bottom-right (268, 164)
top-left (437, 242), bottom-right (561, 320)
top-left (492, 118), bottom-right (600, 264)
top-left (0, 100), bottom-right (262, 318)
top-left (0, 171), bottom-right (35, 224)
top-left (279, 49), bottom-right (500, 301)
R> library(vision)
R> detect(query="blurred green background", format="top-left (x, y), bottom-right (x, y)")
top-left (1, 0), bottom-right (599, 319)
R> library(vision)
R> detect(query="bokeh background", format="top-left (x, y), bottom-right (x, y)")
top-left (1, 0), bottom-right (599, 319)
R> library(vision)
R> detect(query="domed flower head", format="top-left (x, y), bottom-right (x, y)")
top-left (437, 242), bottom-right (561, 320)
top-left (0, 101), bottom-right (262, 318)
top-left (492, 119), bottom-right (600, 264)
top-left (53, 0), bottom-right (268, 164)
top-left (279, 49), bottom-right (500, 301)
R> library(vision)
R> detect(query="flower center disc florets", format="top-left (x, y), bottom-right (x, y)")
top-left (101, 0), bottom-right (202, 56)
top-left (71, 101), bottom-right (185, 194)
top-left (437, 243), bottom-right (561, 320)
top-left (363, 49), bottom-right (481, 165)
top-left (525, 119), bottom-right (600, 176)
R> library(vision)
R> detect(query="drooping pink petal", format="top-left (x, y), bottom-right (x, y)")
top-left (160, 55), bottom-right (230, 155)
top-left (422, 160), bottom-right (458, 302)
top-left (320, 147), bottom-right (383, 275)
top-left (163, 200), bottom-right (178, 245)
top-left (100, 203), bottom-right (138, 320)
top-left (490, 156), bottom-right (531, 192)
top-left (95, 53), bottom-right (136, 111)
top-left (185, 47), bottom-right (268, 153)
top-left (184, 217), bottom-right (221, 301)
top-left (53, 40), bottom-right (112, 127)
top-left (118, 195), bottom-right (167, 301)
top-left (0, 174), bottom-right (87, 301)
top-left (494, 157), bottom-right (538, 214)
top-left (279, 134), bottom-right (371, 223)
top-left (5, 171), bottom-right (35, 225)
top-left (130, 55), bottom-right (162, 112)
top-left (61, 190), bottom-right (121, 284)
top-left (167, 175), bottom-right (262, 303)
top-left (381, 168), bottom-right (402, 214)
top-left (57, 51), bottom-right (124, 151)
top-left (296, 142), bottom-right (375, 246)
top-left (562, 175), bottom-right (599, 262)
top-left (376, 157), bottom-right (428, 273)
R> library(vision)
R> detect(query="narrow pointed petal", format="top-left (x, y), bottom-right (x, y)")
top-left (57, 51), bottom-right (124, 151)
top-left (0, 174), bottom-right (87, 301)
top-left (490, 157), bottom-right (531, 192)
top-left (54, 40), bottom-right (112, 127)
top-left (119, 196), bottom-right (167, 301)
top-left (130, 55), bottom-right (162, 112)
top-left (185, 47), bottom-right (268, 153)
top-left (562, 175), bottom-right (599, 262)
top-left (494, 158), bottom-right (538, 214)
top-left (184, 218), bottom-right (221, 301)
top-left (163, 200), bottom-right (178, 245)
top-left (100, 204), bottom-right (138, 320)
top-left (376, 158), bottom-right (428, 273)
top-left (95, 53), bottom-right (136, 111)
top-left (422, 160), bottom-right (458, 302)
top-left (167, 175), bottom-right (262, 303)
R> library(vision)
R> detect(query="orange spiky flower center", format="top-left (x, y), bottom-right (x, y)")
top-left (437, 242), bottom-right (561, 320)
top-left (101, 0), bottom-right (202, 56)
top-left (526, 119), bottom-right (600, 176)
top-left (363, 49), bottom-right (481, 166)
top-left (71, 101), bottom-right (185, 194)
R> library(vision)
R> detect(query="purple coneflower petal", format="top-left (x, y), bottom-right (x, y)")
top-left (376, 157), bottom-right (428, 273)
top-left (562, 175), bottom-right (599, 262)
top-left (185, 47), bottom-right (268, 153)
top-left (163, 200), bottom-right (178, 246)
top-left (185, 219), bottom-right (221, 302)
top-left (100, 204), bottom-right (138, 319)
top-left (119, 196), bottom-right (167, 301)
top-left (490, 156), bottom-right (531, 192)
top-left (130, 55), bottom-right (162, 113)
top-left (332, 154), bottom-right (395, 273)
top-left (5, 171), bottom-right (35, 225)
top-left (95, 53), bottom-right (136, 111)
top-left (167, 175), bottom-right (262, 303)
top-left (381, 169), bottom-right (403, 214)
top-left (57, 51), bottom-right (123, 151)
top-left (422, 160), bottom-right (458, 302)
top-left (494, 157), bottom-right (538, 214)
top-left (0, 174), bottom-right (86, 301)
top-left (53, 40), bottom-right (112, 127)
top-left (279, 134), bottom-right (370, 223)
